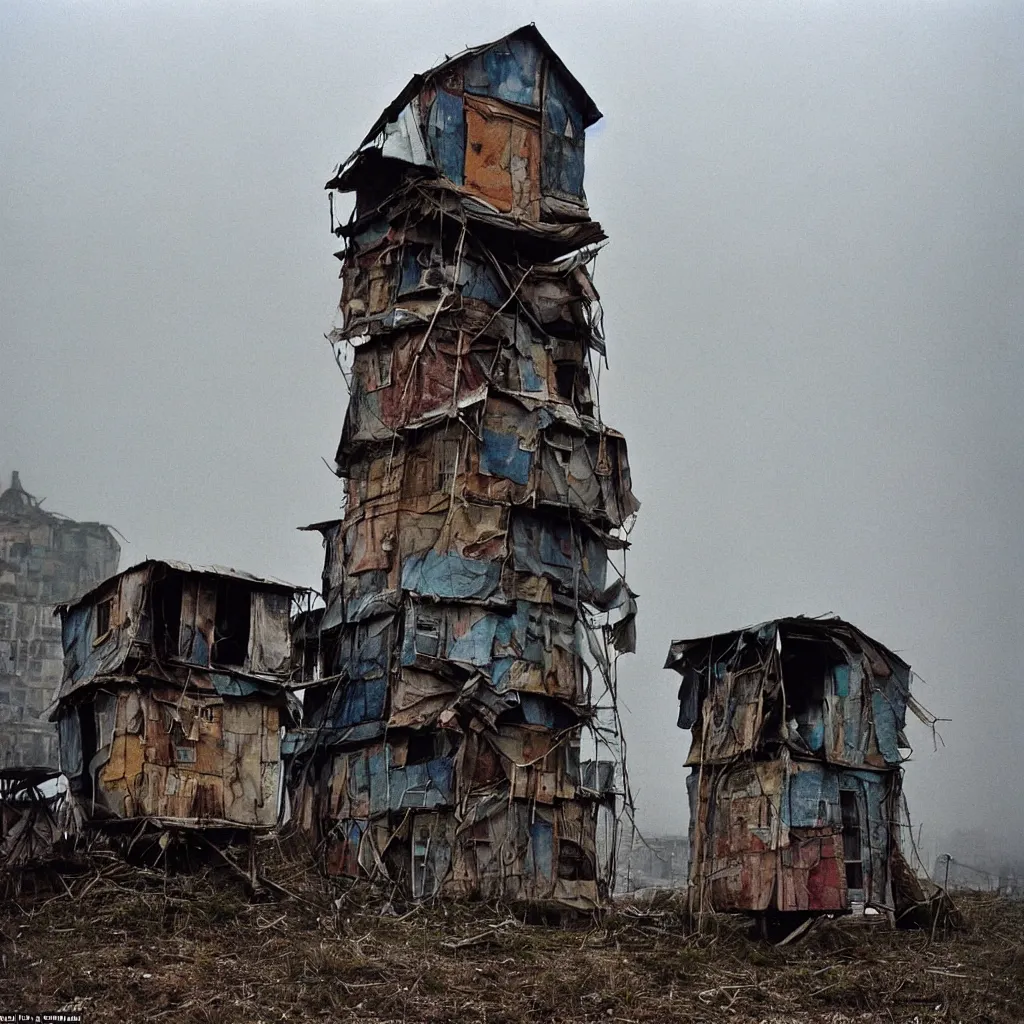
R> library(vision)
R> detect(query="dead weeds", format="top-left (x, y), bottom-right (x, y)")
top-left (0, 835), bottom-right (1021, 1023)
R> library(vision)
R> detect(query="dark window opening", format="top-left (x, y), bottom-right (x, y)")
top-left (212, 580), bottom-right (251, 667)
top-left (406, 732), bottom-right (436, 765)
top-left (94, 598), bottom-right (112, 640)
top-left (840, 789), bottom-right (864, 891)
top-left (554, 363), bottom-right (576, 401)
top-left (557, 840), bottom-right (595, 881)
top-left (152, 573), bottom-right (183, 659)
top-left (78, 703), bottom-right (97, 801)
top-left (782, 640), bottom-right (836, 715)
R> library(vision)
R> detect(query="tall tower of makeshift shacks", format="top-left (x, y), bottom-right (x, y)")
top-left (0, 473), bottom-right (120, 767)
top-left (290, 26), bottom-right (639, 906)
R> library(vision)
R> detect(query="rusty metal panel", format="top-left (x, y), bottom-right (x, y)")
top-left (464, 95), bottom-right (540, 219)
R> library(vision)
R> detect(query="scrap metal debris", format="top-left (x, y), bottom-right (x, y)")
top-left (287, 25), bottom-right (639, 906)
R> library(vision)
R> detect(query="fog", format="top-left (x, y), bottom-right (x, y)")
top-left (2, 0), bottom-right (1021, 851)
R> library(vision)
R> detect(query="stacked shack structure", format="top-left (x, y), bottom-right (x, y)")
top-left (289, 26), bottom-right (639, 905)
top-left (0, 472), bottom-right (120, 767)
top-left (666, 617), bottom-right (931, 922)
top-left (53, 560), bottom-right (304, 833)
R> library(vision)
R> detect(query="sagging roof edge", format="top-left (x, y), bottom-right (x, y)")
top-left (58, 558), bottom-right (311, 614)
top-left (664, 615), bottom-right (911, 673)
top-left (326, 23), bottom-right (602, 191)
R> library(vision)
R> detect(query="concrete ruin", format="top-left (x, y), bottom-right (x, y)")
top-left (288, 26), bottom-right (639, 906)
top-left (666, 617), bottom-right (935, 922)
top-left (53, 560), bottom-right (305, 833)
top-left (0, 473), bottom-right (120, 768)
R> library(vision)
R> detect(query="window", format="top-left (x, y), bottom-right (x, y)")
top-left (436, 437), bottom-right (461, 493)
top-left (94, 598), bottom-right (112, 641)
top-left (413, 611), bottom-right (441, 659)
top-left (554, 363), bottom-right (576, 402)
top-left (840, 790), bottom-right (864, 891)
top-left (212, 580), bottom-right (251, 667)
top-left (152, 573), bottom-right (183, 658)
top-left (405, 733), bottom-right (434, 765)
top-left (374, 344), bottom-right (393, 389)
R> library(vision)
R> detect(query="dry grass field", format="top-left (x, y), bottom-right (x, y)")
top-left (1, 836), bottom-right (1020, 1024)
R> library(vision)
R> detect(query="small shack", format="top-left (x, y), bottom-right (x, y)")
top-left (665, 616), bottom-right (933, 922)
top-left (53, 560), bottom-right (306, 832)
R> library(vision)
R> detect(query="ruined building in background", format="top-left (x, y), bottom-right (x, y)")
top-left (54, 560), bottom-right (304, 832)
top-left (289, 26), bottom-right (639, 905)
top-left (666, 617), bottom-right (934, 921)
top-left (0, 473), bottom-right (120, 767)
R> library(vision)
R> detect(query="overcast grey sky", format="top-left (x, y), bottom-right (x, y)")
top-left (2, 0), bottom-right (1021, 848)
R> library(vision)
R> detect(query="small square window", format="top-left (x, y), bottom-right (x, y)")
top-left (414, 613), bottom-right (441, 658)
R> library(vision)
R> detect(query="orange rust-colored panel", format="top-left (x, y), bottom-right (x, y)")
top-left (464, 96), bottom-right (540, 218)
top-left (465, 100), bottom-right (512, 212)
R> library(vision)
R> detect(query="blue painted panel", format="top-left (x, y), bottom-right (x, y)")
top-left (353, 216), bottom-right (391, 251)
top-left (480, 428), bottom-right (532, 484)
top-left (210, 674), bottom-right (263, 698)
top-left (345, 570), bottom-right (390, 621)
top-left (542, 69), bottom-right (585, 199)
top-left (784, 765), bottom-right (839, 828)
top-left (401, 550), bottom-right (501, 600)
top-left (375, 756), bottom-right (455, 812)
top-left (518, 356), bottom-right (545, 392)
top-left (332, 677), bottom-right (387, 727)
top-left (464, 39), bottom-right (541, 108)
top-left (426, 89), bottom-right (464, 184)
top-left (517, 694), bottom-right (577, 730)
top-left (797, 704), bottom-right (825, 753)
top-left (184, 627), bottom-right (210, 667)
top-left (61, 606), bottom-right (91, 674)
top-left (491, 657), bottom-right (514, 689)
top-left (459, 258), bottom-right (506, 307)
top-left (871, 690), bottom-right (902, 764)
top-left (527, 819), bottom-right (555, 882)
top-left (510, 515), bottom-right (607, 598)
top-left (448, 613), bottom-right (500, 666)
top-left (336, 622), bottom-right (390, 680)
top-left (398, 246), bottom-right (426, 296)
top-left (543, 135), bottom-right (585, 198)
top-left (833, 664), bottom-right (850, 698)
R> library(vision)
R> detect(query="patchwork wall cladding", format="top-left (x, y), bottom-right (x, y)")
top-left (287, 26), bottom-right (640, 907)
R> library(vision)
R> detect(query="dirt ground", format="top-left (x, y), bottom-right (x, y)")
top-left (0, 837), bottom-right (1020, 1024)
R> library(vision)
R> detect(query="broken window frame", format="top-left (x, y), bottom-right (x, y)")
top-left (93, 597), bottom-right (113, 645)
top-left (840, 788), bottom-right (865, 893)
